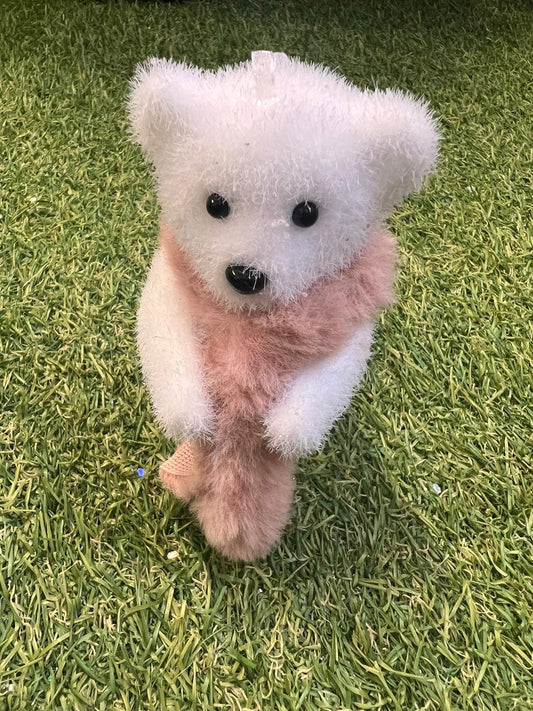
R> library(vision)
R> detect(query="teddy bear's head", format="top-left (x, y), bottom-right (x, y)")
top-left (129, 51), bottom-right (439, 309)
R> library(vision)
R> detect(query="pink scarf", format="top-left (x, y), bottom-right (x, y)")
top-left (160, 222), bottom-right (396, 424)
top-left (159, 222), bottom-right (396, 558)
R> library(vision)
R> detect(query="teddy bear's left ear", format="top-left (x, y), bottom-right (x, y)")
top-left (128, 58), bottom-right (201, 164)
top-left (358, 89), bottom-right (440, 216)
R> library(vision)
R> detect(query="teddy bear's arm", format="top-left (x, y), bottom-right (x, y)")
top-left (136, 248), bottom-right (213, 440)
top-left (264, 322), bottom-right (374, 458)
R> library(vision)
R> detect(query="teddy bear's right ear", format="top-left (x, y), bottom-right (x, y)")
top-left (128, 58), bottom-right (200, 162)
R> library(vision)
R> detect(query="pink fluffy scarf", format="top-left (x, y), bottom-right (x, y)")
top-left (159, 222), bottom-right (396, 559)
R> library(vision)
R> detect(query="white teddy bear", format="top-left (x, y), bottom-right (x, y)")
top-left (129, 51), bottom-right (439, 561)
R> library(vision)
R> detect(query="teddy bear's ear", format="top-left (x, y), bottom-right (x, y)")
top-left (358, 89), bottom-right (440, 216)
top-left (128, 58), bottom-right (201, 163)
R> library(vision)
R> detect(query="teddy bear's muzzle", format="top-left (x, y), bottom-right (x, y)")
top-left (225, 265), bottom-right (268, 295)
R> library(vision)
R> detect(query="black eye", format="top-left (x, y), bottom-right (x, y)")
top-left (206, 193), bottom-right (230, 219)
top-left (292, 201), bottom-right (319, 228)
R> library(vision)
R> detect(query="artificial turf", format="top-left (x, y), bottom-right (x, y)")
top-left (1, 0), bottom-right (532, 708)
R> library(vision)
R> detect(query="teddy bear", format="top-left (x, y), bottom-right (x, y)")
top-left (129, 51), bottom-right (439, 561)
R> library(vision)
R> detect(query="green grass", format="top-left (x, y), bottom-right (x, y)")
top-left (1, 0), bottom-right (532, 708)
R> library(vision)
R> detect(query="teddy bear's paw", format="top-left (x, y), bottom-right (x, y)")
top-left (264, 404), bottom-right (325, 459)
top-left (159, 442), bottom-right (202, 502)
top-left (158, 404), bottom-right (214, 444)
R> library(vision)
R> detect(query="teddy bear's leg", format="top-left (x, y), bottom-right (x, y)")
top-left (159, 441), bottom-right (203, 502)
top-left (191, 445), bottom-right (296, 561)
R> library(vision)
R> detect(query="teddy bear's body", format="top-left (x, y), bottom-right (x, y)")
top-left (139, 223), bottom-right (395, 559)
top-left (130, 51), bottom-right (438, 560)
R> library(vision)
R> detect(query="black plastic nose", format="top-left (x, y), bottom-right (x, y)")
top-left (225, 265), bottom-right (268, 294)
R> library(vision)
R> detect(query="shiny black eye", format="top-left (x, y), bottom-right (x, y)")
top-left (292, 201), bottom-right (319, 228)
top-left (206, 193), bottom-right (230, 219)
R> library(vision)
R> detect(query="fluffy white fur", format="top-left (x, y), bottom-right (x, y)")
top-left (129, 52), bottom-right (439, 311)
top-left (131, 51), bottom-right (439, 457)
top-left (137, 248), bottom-right (213, 439)
top-left (264, 322), bottom-right (374, 457)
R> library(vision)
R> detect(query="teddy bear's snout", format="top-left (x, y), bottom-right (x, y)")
top-left (225, 265), bottom-right (268, 295)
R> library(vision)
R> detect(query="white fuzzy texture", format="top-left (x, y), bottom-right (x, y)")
top-left (129, 52), bottom-right (439, 310)
top-left (136, 249), bottom-right (213, 439)
top-left (264, 322), bottom-right (375, 458)
top-left (131, 52), bottom-right (439, 453)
